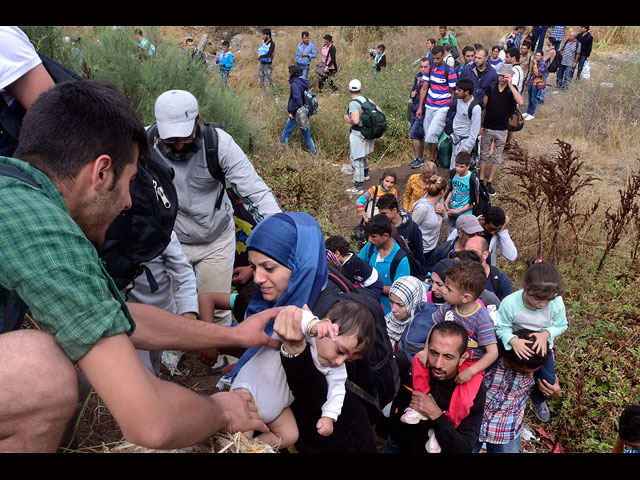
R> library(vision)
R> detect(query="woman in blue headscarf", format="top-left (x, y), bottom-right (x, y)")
top-left (221, 211), bottom-right (376, 453)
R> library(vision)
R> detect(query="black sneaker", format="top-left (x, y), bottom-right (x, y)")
top-left (486, 183), bottom-right (496, 196)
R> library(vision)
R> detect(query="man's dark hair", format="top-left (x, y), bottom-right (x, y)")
top-left (504, 329), bottom-right (551, 369)
top-left (484, 206), bottom-right (506, 227)
top-left (427, 38), bottom-right (436, 46)
top-left (325, 235), bottom-right (351, 256)
top-left (15, 80), bottom-right (148, 189)
top-left (506, 47), bottom-right (520, 62)
top-left (462, 45), bottom-right (475, 56)
top-left (619, 404), bottom-right (640, 443)
top-left (288, 65), bottom-right (301, 78)
top-left (366, 213), bottom-right (392, 237)
top-left (325, 300), bottom-right (376, 357)
top-left (376, 193), bottom-right (399, 212)
top-left (301, 31), bottom-right (309, 38)
top-left (221, 40), bottom-right (230, 47)
top-left (262, 28), bottom-right (272, 38)
top-left (429, 321), bottom-right (468, 356)
top-left (456, 77), bottom-right (474, 94)
top-left (431, 45), bottom-right (445, 56)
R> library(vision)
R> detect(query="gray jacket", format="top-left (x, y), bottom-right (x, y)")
top-left (152, 127), bottom-right (281, 245)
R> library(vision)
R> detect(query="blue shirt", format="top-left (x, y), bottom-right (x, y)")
top-left (295, 41), bottom-right (317, 66)
top-left (358, 240), bottom-right (410, 314)
top-left (449, 171), bottom-right (472, 216)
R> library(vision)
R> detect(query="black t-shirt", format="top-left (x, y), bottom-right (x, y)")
top-left (482, 81), bottom-right (515, 131)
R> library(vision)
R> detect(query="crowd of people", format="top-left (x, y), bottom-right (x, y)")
top-left (0, 25), bottom-right (636, 455)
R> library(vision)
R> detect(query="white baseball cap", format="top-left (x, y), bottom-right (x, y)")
top-left (154, 90), bottom-right (199, 139)
top-left (348, 79), bottom-right (362, 92)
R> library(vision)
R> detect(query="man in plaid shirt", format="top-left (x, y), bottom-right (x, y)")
top-left (0, 80), bottom-right (280, 452)
top-left (474, 330), bottom-right (562, 453)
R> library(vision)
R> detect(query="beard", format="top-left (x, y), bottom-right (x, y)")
top-left (74, 183), bottom-right (125, 249)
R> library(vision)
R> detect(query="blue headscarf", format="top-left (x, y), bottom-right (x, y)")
top-left (222, 212), bottom-right (328, 383)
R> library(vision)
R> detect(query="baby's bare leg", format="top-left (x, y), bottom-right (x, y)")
top-left (257, 407), bottom-right (299, 450)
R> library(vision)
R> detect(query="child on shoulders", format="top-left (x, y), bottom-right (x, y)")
top-left (444, 151), bottom-right (479, 231)
top-left (401, 259), bottom-right (498, 428)
top-left (495, 258), bottom-right (567, 422)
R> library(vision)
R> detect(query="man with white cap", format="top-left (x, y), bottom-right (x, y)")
top-left (343, 79), bottom-right (382, 195)
top-left (149, 90), bottom-right (281, 348)
top-left (478, 63), bottom-right (523, 196)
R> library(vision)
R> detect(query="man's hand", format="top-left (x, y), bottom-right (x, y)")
top-left (211, 390), bottom-right (269, 434)
top-left (537, 375), bottom-right (561, 399)
top-left (409, 391), bottom-right (443, 421)
top-left (232, 266), bottom-right (253, 285)
top-left (234, 307), bottom-right (284, 350)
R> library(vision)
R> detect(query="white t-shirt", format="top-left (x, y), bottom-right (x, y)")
top-left (0, 26), bottom-right (42, 107)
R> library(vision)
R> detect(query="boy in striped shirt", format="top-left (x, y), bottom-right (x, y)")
top-left (415, 45), bottom-right (458, 166)
top-left (431, 259), bottom-right (498, 383)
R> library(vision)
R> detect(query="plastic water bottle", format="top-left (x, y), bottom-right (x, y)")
top-left (600, 82), bottom-right (614, 88)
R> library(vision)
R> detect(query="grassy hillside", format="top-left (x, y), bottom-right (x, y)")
top-left (23, 25), bottom-right (640, 453)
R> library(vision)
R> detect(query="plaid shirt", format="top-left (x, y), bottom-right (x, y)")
top-left (0, 156), bottom-right (135, 361)
top-left (550, 26), bottom-right (567, 42)
top-left (478, 357), bottom-right (535, 444)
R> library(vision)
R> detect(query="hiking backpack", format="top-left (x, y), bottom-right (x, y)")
top-left (547, 46), bottom-right (562, 73)
top-left (444, 97), bottom-right (482, 136)
top-left (351, 97), bottom-right (387, 139)
top-left (99, 147), bottom-right (178, 293)
top-left (303, 88), bottom-right (318, 116)
top-left (313, 266), bottom-right (400, 415)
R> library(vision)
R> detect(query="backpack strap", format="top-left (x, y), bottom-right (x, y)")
top-left (0, 163), bottom-right (40, 188)
top-left (201, 122), bottom-right (226, 210)
top-left (389, 247), bottom-right (408, 282)
top-left (488, 265), bottom-right (501, 296)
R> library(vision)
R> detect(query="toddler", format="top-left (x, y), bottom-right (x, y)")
top-left (230, 301), bottom-right (375, 450)
top-left (495, 258), bottom-right (567, 422)
top-left (325, 235), bottom-right (383, 297)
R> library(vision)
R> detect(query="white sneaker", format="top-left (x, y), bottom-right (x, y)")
top-left (341, 164), bottom-right (354, 175)
top-left (363, 175), bottom-right (370, 181)
top-left (524, 114), bottom-right (534, 120)
top-left (400, 407), bottom-right (428, 424)
top-left (522, 113), bottom-right (530, 120)
top-left (345, 187), bottom-right (363, 195)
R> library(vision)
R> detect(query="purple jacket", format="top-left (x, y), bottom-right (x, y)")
top-left (287, 76), bottom-right (309, 115)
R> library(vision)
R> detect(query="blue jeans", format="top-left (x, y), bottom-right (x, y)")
top-left (219, 69), bottom-right (230, 88)
top-left (530, 349), bottom-right (556, 404)
top-left (530, 27), bottom-right (547, 52)
top-left (537, 73), bottom-right (549, 102)
top-left (556, 64), bottom-right (574, 90)
top-left (473, 434), bottom-right (522, 453)
top-left (296, 63), bottom-right (310, 80)
top-left (281, 116), bottom-right (316, 155)
top-left (576, 55), bottom-right (588, 79)
top-left (526, 83), bottom-right (539, 116)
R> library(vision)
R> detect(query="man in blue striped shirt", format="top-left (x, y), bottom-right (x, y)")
top-left (415, 45), bottom-right (457, 167)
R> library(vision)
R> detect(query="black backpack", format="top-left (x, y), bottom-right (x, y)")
top-left (0, 53), bottom-right (83, 157)
top-left (313, 266), bottom-right (400, 415)
top-left (365, 235), bottom-right (426, 282)
top-left (99, 147), bottom-right (179, 293)
top-left (547, 46), bottom-right (562, 73)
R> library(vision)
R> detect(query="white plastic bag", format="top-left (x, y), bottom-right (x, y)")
top-left (581, 60), bottom-right (591, 79)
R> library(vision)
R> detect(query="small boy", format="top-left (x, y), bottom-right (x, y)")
top-left (216, 40), bottom-right (234, 88)
top-left (325, 235), bottom-right (383, 297)
top-left (401, 259), bottom-right (498, 424)
top-left (371, 44), bottom-right (386, 73)
top-left (444, 151), bottom-right (479, 230)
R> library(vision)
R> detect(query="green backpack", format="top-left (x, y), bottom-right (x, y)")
top-left (352, 97), bottom-right (387, 139)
